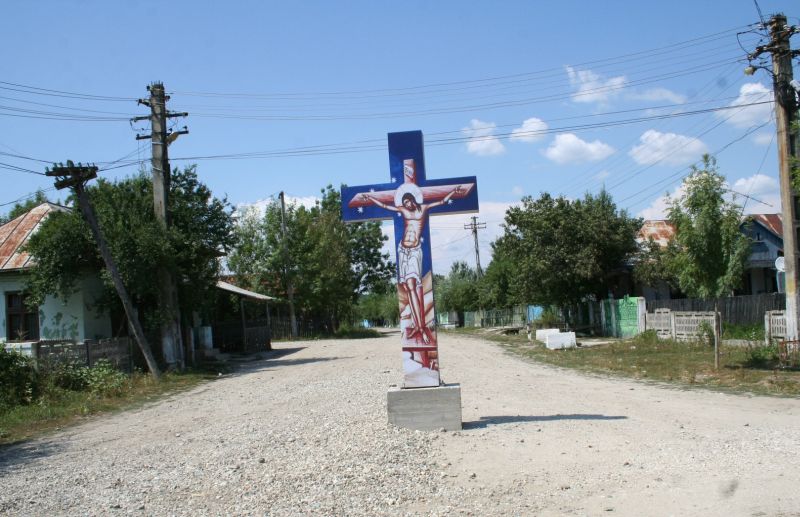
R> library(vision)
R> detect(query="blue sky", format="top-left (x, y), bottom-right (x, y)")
top-left (1, 1), bottom-right (796, 273)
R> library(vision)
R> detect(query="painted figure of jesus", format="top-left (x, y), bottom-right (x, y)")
top-left (362, 164), bottom-right (462, 345)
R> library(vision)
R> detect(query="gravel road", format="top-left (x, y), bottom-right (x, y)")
top-left (1, 331), bottom-right (799, 516)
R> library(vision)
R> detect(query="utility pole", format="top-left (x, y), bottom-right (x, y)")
top-left (133, 82), bottom-right (188, 368)
top-left (464, 215), bottom-right (487, 275)
top-left (748, 14), bottom-right (799, 339)
top-left (279, 192), bottom-right (298, 338)
top-left (46, 161), bottom-right (161, 380)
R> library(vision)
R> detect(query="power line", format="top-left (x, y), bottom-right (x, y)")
top-left (171, 24), bottom-right (754, 99)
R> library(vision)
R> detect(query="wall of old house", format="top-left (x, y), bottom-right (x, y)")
top-left (0, 272), bottom-right (111, 343)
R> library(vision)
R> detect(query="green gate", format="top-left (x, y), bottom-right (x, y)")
top-left (602, 296), bottom-right (641, 338)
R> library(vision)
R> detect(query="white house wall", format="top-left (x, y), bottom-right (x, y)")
top-left (0, 272), bottom-right (111, 342)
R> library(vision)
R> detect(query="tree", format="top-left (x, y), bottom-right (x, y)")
top-left (0, 190), bottom-right (51, 225)
top-left (25, 166), bottom-right (234, 342)
top-left (478, 253), bottom-right (516, 309)
top-left (665, 155), bottom-right (750, 299)
top-left (493, 189), bottom-right (641, 307)
top-left (227, 185), bottom-right (394, 331)
top-left (437, 261), bottom-right (480, 314)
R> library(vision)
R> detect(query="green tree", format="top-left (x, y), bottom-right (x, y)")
top-left (25, 167), bottom-right (234, 336)
top-left (437, 261), bottom-right (480, 314)
top-left (227, 185), bottom-right (394, 331)
top-left (0, 190), bottom-right (51, 225)
top-left (478, 253), bottom-right (516, 309)
top-left (493, 189), bottom-right (641, 307)
top-left (665, 155), bottom-right (750, 298)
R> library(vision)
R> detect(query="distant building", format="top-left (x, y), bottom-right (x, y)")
top-left (0, 203), bottom-right (112, 345)
top-left (634, 215), bottom-right (784, 299)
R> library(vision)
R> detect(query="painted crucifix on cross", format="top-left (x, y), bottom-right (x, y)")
top-left (342, 130), bottom-right (479, 388)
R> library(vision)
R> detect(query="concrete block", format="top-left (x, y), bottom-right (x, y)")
top-left (546, 332), bottom-right (577, 350)
top-left (387, 383), bottom-right (462, 432)
top-left (535, 328), bottom-right (561, 342)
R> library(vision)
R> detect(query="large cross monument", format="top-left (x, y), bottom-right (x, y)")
top-left (342, 130), bottom-right (478, 429)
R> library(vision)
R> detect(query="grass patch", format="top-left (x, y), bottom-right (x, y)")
top-left (0, 368), bottom-right (216, 445)
top-left (448, 328), bottom-right (800, 397)
top-left (722, 322), bottom-right (765, 342)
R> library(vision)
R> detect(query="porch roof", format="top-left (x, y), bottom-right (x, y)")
top-left (216, 280), bottom-right (277, 302)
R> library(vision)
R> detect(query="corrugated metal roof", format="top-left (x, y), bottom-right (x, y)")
top-left (0, 203), bottom-right (68, 271)
top-left (750, 213), bottom-right (782, 237)
top-left (638, 220), bottom-right (675, 248)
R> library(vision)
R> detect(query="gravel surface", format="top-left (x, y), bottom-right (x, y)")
top-left (1, 331), bottom-right (799, 516)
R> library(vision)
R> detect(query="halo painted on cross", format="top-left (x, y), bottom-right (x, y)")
top-left (394, 183), bottom-right (423, 207)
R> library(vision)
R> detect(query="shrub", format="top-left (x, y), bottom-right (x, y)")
top-left (47, 361), bottom-right (90, 391)
top-left (697, 321), bottom-right (715, 347)
top-left (0, 346), bottom-right (39, 410)
top-left (745, 344), bottom-right (779, 368)
top-left (84, 360), bottom-right (128, 397)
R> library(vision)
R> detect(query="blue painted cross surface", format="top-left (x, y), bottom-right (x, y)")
top-left (341, 130), bottom-right (478, 388)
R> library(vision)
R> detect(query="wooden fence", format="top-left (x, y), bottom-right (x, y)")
top-left (647, 293), bottom-right (784, 325)
top-left (33, 337), bottom-right (132, 372)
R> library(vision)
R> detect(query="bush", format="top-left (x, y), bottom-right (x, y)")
top-left (84, 360), bottom-right (128, 397)
top-left (0, 346), bottom-right (39, 410)
top-left (745, 344), bottom-right (779, 368)
top-left (47, 361), bottom-right (90, 391)
top-left (44, 359), bottom-right (128, 397)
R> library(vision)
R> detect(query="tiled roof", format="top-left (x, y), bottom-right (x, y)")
top-left (0, 203), bottom-right (68, 271)
top-left (749, 213), bottom-right (782, 238)
top-left (638, 220), bottom-right (675, 247)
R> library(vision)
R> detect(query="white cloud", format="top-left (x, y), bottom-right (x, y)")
top-left (594, 170), bottom-right (610, 181)
top-left (720, 82), bottom-right (773, 128)
top-left (638, 173), bottom-right (781, 220)
top-left (511, 185), bottom-right (524, 196)
top-left (237, 195), bottom-right (318, 217)
top-left (629, 87), bottom-right (687, 104)
top-left (637, 184), bottom-right (685, 220)
top-left (510, 117), bottom-right (548, 142)
top-left (544, 133), bottom-right (615, 164)
top-left (732, 174), bottom-right (781, 214)
top-left (565, 66), bottom-right (627, 104)
top-left (462, 119), bottom-right (505, 156)
top-left (752, 132), bottom-right (773, 146)
top-left (629, 129), bottom-right (708, 166)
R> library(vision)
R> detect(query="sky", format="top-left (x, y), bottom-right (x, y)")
top-left (1, 1), bottom-right (796, 274)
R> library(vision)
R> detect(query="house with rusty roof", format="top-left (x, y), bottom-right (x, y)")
top-left (636, 214), bottom-right (785, 298)
top-left (0, 203), bottom-right (112, 344)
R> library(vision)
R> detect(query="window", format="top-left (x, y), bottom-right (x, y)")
top-left (6, 292), bottom-right (39, 341)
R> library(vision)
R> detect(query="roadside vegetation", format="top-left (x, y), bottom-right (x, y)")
top-left (449, 328), bottom-right (800, 397)
top-left (0, 347), bottom-right (220, 445)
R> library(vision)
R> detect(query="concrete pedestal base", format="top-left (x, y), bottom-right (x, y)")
top-left (387, 383), bottom-right (462, 431)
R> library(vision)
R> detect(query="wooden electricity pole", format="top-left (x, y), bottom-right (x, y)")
top-left (133, 82), bottom-right (188, 368)
top-left (279, 191), bottom-right (298, 339)
top-left (750, 15), bottom-right (799, 340)
top-left (464, 215), bottom-right (487, 276)
top-left (46, 161), bottom-right (161, 379)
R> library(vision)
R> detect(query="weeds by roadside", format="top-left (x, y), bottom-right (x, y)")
top-left (447, 327), bottom-right (800, 397)
top-left (0, 347), bottom-right (220, 445)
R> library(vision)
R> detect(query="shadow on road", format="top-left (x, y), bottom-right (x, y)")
top-left (231, 346), bottom-right (351, 374)
top-left (463, 413), bottom-right (628, 429)
top-left (0, 439), bottom-right (63, 474)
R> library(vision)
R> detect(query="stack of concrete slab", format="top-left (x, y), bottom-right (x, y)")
top-left (545, 331), bottom-right (577, 350)
top-left (534, 328), bottom-right (560, 342)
